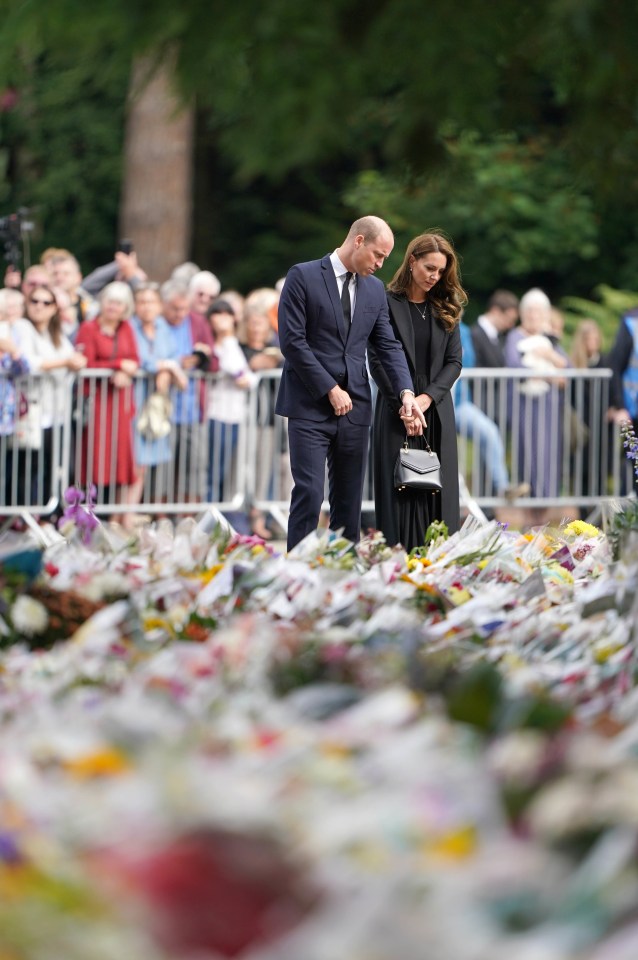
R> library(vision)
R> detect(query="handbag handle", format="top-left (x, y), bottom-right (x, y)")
top-left (403, 432), bottom-right (436, 456)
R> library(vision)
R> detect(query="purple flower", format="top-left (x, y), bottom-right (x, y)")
top-left (58, 485), bottom-right (99, 544)
top-left (621, 421), bottom-right (638, 479)
top-left (0, 831), bottom-right (22, 864)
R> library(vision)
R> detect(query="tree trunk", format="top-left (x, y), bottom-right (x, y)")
top-left (120, 56), bottom-right (194, 282)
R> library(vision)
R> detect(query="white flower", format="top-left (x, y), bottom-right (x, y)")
top-left (167, 603), bottom-right (189, 630)
top-left (58, 519), bottom-right (76, 539)
top-left (488, 730), bottom-right (547, 785)
top-left (10, 595), bottom-right (49, 637)
top-left (83, 572), bottom-right (130, 602)
top-left (526, 776), bottom-right (594, 839)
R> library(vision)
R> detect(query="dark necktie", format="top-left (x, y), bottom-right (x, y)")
top-left (340, 271), bottom-right (352, 337)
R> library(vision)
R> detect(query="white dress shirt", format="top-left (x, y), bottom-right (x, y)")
top-left (330, 250), bottom-right (356, 317)
top-left (477, 314), bottom-right (500, 343)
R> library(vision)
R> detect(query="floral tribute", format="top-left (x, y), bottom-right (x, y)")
top-left (0, 504), bottom-right (637, 959)
top-left (58, 483), bottom-right (100, 543)
top-left (621, 418), bottom-right (638, 480)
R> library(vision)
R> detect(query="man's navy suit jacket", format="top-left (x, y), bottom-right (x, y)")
top-left (275, 254), bottom-right (411, 425)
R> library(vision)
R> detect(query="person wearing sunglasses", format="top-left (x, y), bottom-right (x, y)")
top-left (19, 284), bottom-right (87, 509)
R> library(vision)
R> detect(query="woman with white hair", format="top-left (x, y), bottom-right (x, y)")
top-left (504, 287), bottom-right (569, 522)
top-left (187, 270), bottom-right (222, 323)
top-left (74, 281), bottom-right (140, 512)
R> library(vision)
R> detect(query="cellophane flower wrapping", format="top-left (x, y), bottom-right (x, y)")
top-left (1, 512), bottom-right (638, 959)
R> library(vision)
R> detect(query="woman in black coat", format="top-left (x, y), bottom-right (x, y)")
top-left (368, 231), bottom-right (466, 550)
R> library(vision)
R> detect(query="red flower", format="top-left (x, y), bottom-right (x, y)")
top-left (106, 829), bottom-right (320, 957)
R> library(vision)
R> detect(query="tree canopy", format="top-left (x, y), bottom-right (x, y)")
top-left (1, 0), bottom-right (638, 304)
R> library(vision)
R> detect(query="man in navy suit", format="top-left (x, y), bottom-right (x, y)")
top-left (276, 216), bottom-right (424, 551)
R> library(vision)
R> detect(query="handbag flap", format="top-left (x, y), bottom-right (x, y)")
top-left (398, 449), bottom-right (441, 475)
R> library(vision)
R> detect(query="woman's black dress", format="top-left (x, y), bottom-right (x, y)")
top-left (369, 295), bottom-right (462, 551)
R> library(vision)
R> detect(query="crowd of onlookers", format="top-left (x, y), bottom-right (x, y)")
top-left (0, 247), bottom-right (284, 537)
top-left (1, 245), bottom-right (637, 536)
top-left (458, 287), bottom-right (637, 525)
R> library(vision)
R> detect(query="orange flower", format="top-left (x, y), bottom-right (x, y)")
top-left (64, 748), bottom-right (131, 779)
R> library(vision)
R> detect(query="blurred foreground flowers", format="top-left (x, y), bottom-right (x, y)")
top-left (0, 511), bottom-right (638, 959)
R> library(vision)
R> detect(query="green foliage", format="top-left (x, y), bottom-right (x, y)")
top-left (1, 47), bottom-right (129, 270)
top-left (346, 133), bottom-right (600, 309)
top-left (445, 661), bottom-right (504, 733)
top-left (2, 0), bottom-right (638, 189)
top-left (405, 520), bottom-right (449, 564)
top-left (444, 660), bottom-right (572, 737)
top-left (2, 0), bottom-right (638, 294)
top-left (0, 147), bottom-right (9, 208)
top-left (560, 285), bottom-right (638, 352)
top-left (604, 500), bottom-right (638, 562)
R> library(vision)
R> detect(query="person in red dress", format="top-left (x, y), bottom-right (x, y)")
top-left (75, 282), bottom-right (140, 513)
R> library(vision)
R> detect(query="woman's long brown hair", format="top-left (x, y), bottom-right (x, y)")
top-left (387, 231), bottom-right (467, 332)
top-left (27, 284), bottom-right (62, 348)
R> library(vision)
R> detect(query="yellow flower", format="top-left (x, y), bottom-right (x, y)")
top-left (64, 747), bottom-right (131, 779)
top-left (200, 563), bottom-right (225, 583)
top-left (445, 586), bottom-right (472, 606)
top-left (564, 519), bottom-right (601, 538)
top-left (143, 615), bottom-right (172, 634)
top-left (593, 638), bottom-right (625, 663)
top-left (0, 863), bottom-right (50, 901)
top-left (425, 824), bottom-right (477, 860)
top-left (319, 741), bottom-right (353, 760)
top-left (502, 652), bottom-right (526, 669)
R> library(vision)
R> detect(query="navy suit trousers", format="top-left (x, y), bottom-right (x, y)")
top-left (287, 416), bottom-right (369, 551)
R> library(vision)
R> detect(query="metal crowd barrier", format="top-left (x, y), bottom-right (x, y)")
top-left (69, 369), bottom-right (248, 517)
top-left (455, 367), bottom-right (634, 513)
top-left (1, 367), bottom-right (635, 536)
top-left (247, 367), bottom-right (635, 528)
top-left (1, 371), bottom-right (69, 540)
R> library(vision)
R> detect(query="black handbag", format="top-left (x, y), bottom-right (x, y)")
top-left (394, 436), bottom-right (443, 492)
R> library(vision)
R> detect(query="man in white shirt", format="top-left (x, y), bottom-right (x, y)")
top-left (471, 289), bottom-right (519, 369)
top-left (276, 216), bottom-right (424, 551)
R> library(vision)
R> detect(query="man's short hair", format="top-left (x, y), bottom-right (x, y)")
top-left (41, 247), bottom-right (72, 264)
top-left (347, 215), bottom-right (391, 244)
top-left (171, 261), bottom-right (201, 285)
top-left (134, 281), bottom-right (161, 296)
top-left (160, 279), bottom-right (189, 303)
top-left (50, 253), bottom-right (81, 272)
top-left (487, 289), bottom-right (519, 312)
